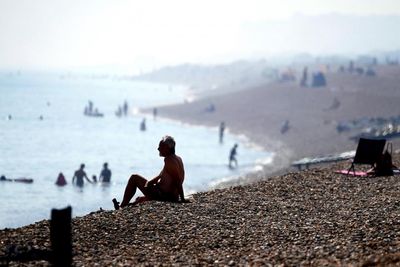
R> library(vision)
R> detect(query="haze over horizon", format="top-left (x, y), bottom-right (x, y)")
top-left (1, 0), bottom-right (400, 74)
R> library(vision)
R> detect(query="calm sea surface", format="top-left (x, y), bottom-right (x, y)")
top-left (0, 72), bottom-right (272, 229)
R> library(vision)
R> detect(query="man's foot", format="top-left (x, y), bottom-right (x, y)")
top-left (112, 198), bottom-right (120, 210)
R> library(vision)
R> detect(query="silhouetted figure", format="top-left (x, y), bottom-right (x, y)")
top-left (280, 69), bottom-right (296, 82)
top-left (112, 136), bottom-right (186, 209)
top-left (84, 101), bottom-right (94, 116)
top-left (88, 101), bottom-right (93, 114)
top-left (0, 175), bottom-right (10, 181)
top-left (153, 107), bottom-right (158, 120)
top-left (99, 162), bottom-right (112, 183)
top-left (1, 175), bottom-right (33, 183)
top-left (115, 106), bottom-right (122, 117)
top-left (327, 97), bottom-right (341, 110)
top-left (7, 115), bottom-right (12, 120)
top-left (55, 172), bottom-right (67, 186)
top-left (366, 68), bottom-right (376, 76)
top-left (140, 118), bottom-right (146, 131)
top-left (300, 67), bottom-right (308, 87)
top-left (92, 175), bottom-right (97, 183)
top-left (72, 164), bottom-right (92, 187)
top-left (205, 103), bottom-right (215, 112)
top-left (93, 108), bottom-right (104, 117)
top-left (219, 122), bottom-right (225, 144)
top-left (280, 120), bottom-right (290, 134)
top-left (311, 72), bottom-right (327, 87)
top-left (348, 60), bottom-right (354, 73)
top-left (355, 67), bottom-right (364, 75)
top-left (229, 144), bottom-right (238, 169)
top-left (123, 101), bottom-right (129, 116)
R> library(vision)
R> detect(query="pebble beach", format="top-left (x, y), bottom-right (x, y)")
top-left (1, 155), bottom-right (399, 266)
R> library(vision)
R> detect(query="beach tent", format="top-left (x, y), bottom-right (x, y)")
top-left (347, 138), bottom-right (386, 175)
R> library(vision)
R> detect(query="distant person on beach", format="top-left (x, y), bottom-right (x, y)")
top-left (280, 120), bottom-right (290, 134)
top-left (55, 172), bottom-right (67, 186)
top-left (153, 107), bottom-right (158, 120)
top-left (72, 164), bottom-right (92, 187)
top-left (229, 143), bottom-right (238, 169)
top-left (205, 103), bottom-right (215, 113)
top-left (140, 118), bottom-right (146, 131)
top-left (92, 175), bottom-right (97, 183)
top-left (112, 135), bottom-right (186, 209)
top-left (99, 162), bottom-right (111, 183)
top-left (219, 121), bottom-right (225, 144)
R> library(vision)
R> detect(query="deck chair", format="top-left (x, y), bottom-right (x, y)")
top-left (347, 138), bottom-right (386, 175)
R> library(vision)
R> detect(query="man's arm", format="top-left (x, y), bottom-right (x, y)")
top-left (145, 174), bottom-right (161, 187)
top-left (84, 173), bottom-right (93, 183)
top-left (146, 161), bottom-right (168, 187)
top-left (178, 182), bottom-right (186, 202)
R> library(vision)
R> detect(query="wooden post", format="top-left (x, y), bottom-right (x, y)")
top-left (50, 206), bottom-right (72, 267)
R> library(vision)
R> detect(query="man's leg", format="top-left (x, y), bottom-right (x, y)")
top-left (120, 174), bottom-right (147, 208)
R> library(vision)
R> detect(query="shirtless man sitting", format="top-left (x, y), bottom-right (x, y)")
top-left (113, 135), bottom-right (186, 209)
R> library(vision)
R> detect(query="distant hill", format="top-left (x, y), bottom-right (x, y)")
top-left (132, 60), bottom-right (278, 95)
top-left (131, 13), bottom-right (400, 96)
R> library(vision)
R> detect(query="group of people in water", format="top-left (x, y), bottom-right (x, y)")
top-left (115, 101), bottom-right (129, 117)
top-left (84, 100), bottom-right (104, 117)
top-left (55, 162), bottom-right (112, 187)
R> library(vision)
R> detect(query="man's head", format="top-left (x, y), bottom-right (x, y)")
top-left (103, 162), bottom-right (108, 168)
top-left (80, 163), bottom-right (85, 169)
top-left (158, 135), bottom-right (175, 156)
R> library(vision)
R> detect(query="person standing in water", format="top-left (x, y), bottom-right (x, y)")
top-left (229, 143), bottom-right (238, 169)
top-left (99, 162), bottom-right (112, 183)
top-left (72, 164), bottom-right (92, 187)
top-left (55, 172), bottom-right (67, 186)
top-left (219, 121), bottom-right (225, 144)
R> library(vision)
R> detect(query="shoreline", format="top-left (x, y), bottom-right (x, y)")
top-left (1, 154), bottom-right (399, 266)
top-left (140, 110), bottom-right (286, 189)
top-left (148, 65), bottom-right (400, 187)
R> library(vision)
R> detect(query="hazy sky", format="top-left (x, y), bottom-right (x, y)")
top-left (1, 0), bottom-right (400, 72)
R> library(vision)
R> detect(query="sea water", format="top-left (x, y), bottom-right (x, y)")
top-left (0, 72), bottom-right (272, 229)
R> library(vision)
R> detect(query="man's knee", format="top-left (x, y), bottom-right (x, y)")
top-left (129, 174), bottom-right (140, 183)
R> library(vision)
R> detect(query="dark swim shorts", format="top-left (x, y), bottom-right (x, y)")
top-left (145, 184), bottom-right (177, 202)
